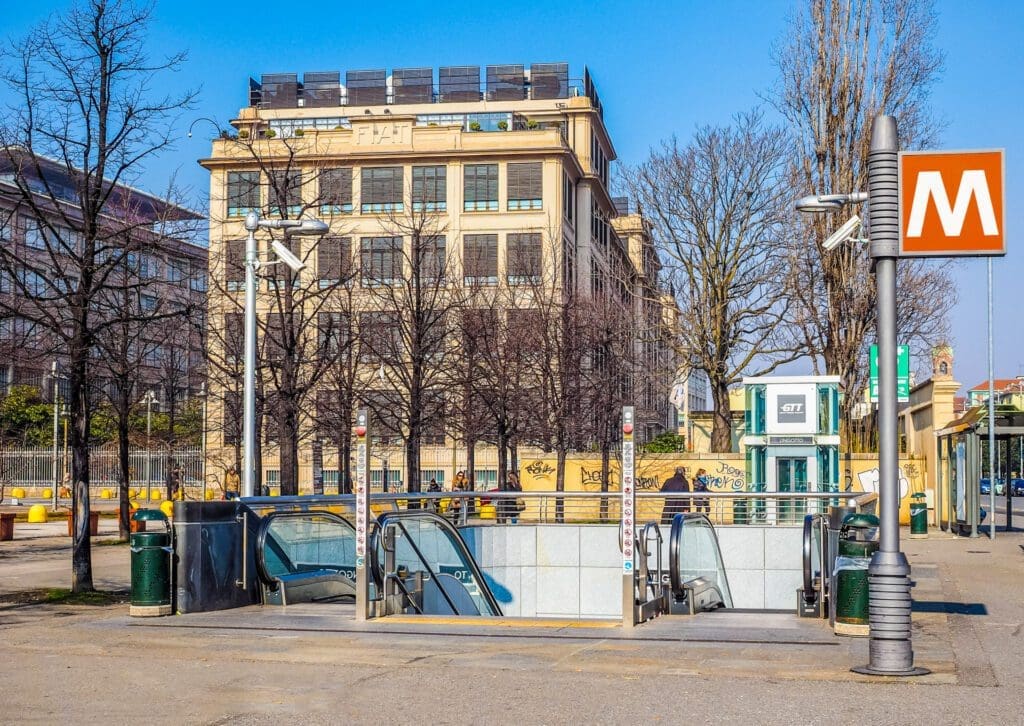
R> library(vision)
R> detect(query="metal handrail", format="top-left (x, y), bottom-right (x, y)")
top-left (242, 491), bottom-right (864, 505)
top-left (638, 522), bottom-right (663, 601)
top-left (668, 512), bottom-right (733, 608)
top-left (802, 513), bottom-right (828, 605)
top-left (371, 510), bottom-right (503, 617)
top-left (254, 510), bottom-right (355, 588)
top-left (372, 517), bottom-right (461, 616)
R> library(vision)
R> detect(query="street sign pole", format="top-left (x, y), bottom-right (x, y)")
top-left (854, 115), bottom-right (928, 677)
top-left (354, 409), bottom-right (369, 621)
top-left (621, 406), bottom-right (636, 629)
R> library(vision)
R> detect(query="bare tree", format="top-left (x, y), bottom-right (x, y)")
top-left (627, 112), bottom-right (799, 452)
top-left (771, 0), bottom-right (955, 442)
top-left (0, 1), bottom-right (195, 590)
top-left (359, 202), bottom-right (458, 495)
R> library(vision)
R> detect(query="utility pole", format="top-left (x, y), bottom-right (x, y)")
top-left (145, 390), bottom-right (156, 502)
top-left (51, 361), bottom-right (59, 512)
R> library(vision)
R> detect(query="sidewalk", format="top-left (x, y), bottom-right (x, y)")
top-left (0, 526), bottom-right (1021, 724)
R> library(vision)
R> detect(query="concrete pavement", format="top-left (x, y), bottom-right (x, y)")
top-left (0, 526), bottom-right (1022, 724)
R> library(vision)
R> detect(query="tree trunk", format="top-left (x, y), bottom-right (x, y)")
top-left (509, 439), bottom-right (519, 480)
top-left (496, 427), bottom-right (508, 491)
top-left (117, 394), bottom-right (131, 541)
top-left (69, 333), bottom-right (93, 592)
top-left (466, 437), bottom-right (476, 492)
top-left (710, 378), bottom-right (733, 453)
top-left (600, 440), bottom-right (611, 522)
top-left (555, 445), bottom-right (566, 524)
top-left (279, 401), bottom-right (299, 496)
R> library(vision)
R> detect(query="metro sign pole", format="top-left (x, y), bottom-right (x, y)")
top-left (621, 406), bottom-right (636, 629)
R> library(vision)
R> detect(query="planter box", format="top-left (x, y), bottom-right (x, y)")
top-left (0, 512), bottom-right (15, 541)
top-left (66, 512), bottom-right (100, 537)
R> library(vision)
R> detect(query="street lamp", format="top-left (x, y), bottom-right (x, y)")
top-left (796, 115), bottom-right (926, 677)
top-left (144, 390), bottom-right (159, 502)
top-left (241, 211), bottom-right (329, 498)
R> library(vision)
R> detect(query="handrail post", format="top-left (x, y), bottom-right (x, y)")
top-left (354, 409), bottom-right (370, 622)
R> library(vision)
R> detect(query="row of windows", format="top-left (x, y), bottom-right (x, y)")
top-left (2, 217), bottom-right (204, 291)
top-left (223, 232), bottom-right (543, 288)
top-left (226, 162), bottom-right (544, 217)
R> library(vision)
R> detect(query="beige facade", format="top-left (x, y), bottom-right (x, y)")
top-left (199, 65), bottom-right (675, 492)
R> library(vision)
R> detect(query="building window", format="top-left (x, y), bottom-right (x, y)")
top-left (506, 232), bottom-right (541, 284)
top-left (361, 167), bottom-right (404, 213)
top-left (318, 312), bottom-right (350, 358)
top-left (140, 294), bottom-right (158, 312)
top-left (317, 236), bottom-right (351, 287)
top-left (223, 390), bottom-right (241, 446)
top-left (167, 258), bottom-right (187, 283)
top-left (190, 269), bottom-right (207, 292)
top-left (140, 254), bottom-right (161, 280)
top-left (360, 236), bottom-right (402, 285)
top-left (463, 234), bottom-right (497, 285)
top-left (224, 313), bottom-right (243, 365)
top-left (23, 218), bottom-right (48, 250)
top-left (269, 170), bottom-right (303, 216)
top-left (507, 162), bottom-right (542, 210)
top-left (419, 235), bottom-right (445, 281)
top-left (319, 167), bottom-right (353, 214)
top-left (563, 173), bottom-right (575, 223)
top-left (464, 164), bottom-right (498, 211)
top-left (225, 239), bottom-right (245, 291)
top-left (359, 312), bottom-right (402, 364)
top-left (412, 165), bottom-right (447, 212)
top-left (227, 172), bottom-right (259, 217)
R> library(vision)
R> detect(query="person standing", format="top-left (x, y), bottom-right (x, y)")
top-left (504, 471), bottom-right (524, 524)
top-left (693, 468), bottom-right (710, 515)
top-left (660, 467), bottom-right (690, 525)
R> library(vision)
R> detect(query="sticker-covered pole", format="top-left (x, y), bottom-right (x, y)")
top-left (354, 409), bottom-right (369, 621)
top-left (621, 406), bottom-right (635, 629)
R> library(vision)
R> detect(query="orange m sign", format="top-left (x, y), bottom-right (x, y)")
top-left (899, 150), bottom-right (1005, 256)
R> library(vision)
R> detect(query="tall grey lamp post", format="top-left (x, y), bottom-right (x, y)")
top-left (796, 115), bottom-right (927, 676)
top-left (241, 211), bottom-right (328, 498)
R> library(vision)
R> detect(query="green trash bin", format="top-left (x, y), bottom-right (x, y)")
top-left (909, 492), bottom-right (928, 539)
top-left (129, 509), bottom-right (172, 617)
top-left (833, 513), bottom-right (878, 636)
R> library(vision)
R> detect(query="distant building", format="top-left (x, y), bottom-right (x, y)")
top-left (966, 378), bottom-right (1024, 409)
top-left (0, 149), bottom-right (207, 401)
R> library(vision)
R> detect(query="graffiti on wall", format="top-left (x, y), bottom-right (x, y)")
top-left (525, 460), bottom-right (554, 479)
top-left (855, 464), bottom-right (915, 500)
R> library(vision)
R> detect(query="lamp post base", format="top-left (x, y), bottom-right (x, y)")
top-left (852, 665), bottom-right (931, 677)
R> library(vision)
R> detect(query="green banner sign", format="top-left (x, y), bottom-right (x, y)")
top-left (869, 344), bottom-right (910, 403)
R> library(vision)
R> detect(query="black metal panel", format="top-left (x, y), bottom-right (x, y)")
top-left (248, 77), bottom-right (262, 107)
top-left (173, 501), bottom-right (259, 613)
top-left (530, 62), bottom-right (568, 99)
top-left (393, 67), bottom-right (433, 104)
top-left (347, 69), bottom-right (387, 106)
top-left (486, 64), bottom-right (525, 101)
top-left (261, 73), bottom-right (299, 108)
top-left (303, 71), bottom-right (340, 107)
top-left (583, 66), bottom-right (603, 118)
top-left (439, 65), bottom-right (480, 102)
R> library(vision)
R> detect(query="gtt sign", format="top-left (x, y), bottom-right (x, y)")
top-left (899, 150), bottom-right (1005, 256)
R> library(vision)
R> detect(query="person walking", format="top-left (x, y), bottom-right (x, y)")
top-left (503, 471), bottom-right (524, 524)
top-left (427, 477), bottom-right (441, 512)
top-left (693, 468), bottom-right (711, 515)
top-left (660, 466), bottom-right (690, 525)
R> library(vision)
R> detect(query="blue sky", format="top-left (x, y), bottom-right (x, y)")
top-left (3, 0), bottom-right (1022, 392)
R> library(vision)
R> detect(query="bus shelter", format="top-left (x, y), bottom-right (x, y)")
top-left (935, 406), bottom-right (1024, 536)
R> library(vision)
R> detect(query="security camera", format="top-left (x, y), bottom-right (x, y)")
top-left (271, 239), bottom-right (306, 273)
top-left (822, 215), bottom-right (861, 252)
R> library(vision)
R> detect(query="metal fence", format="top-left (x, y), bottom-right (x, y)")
top-left (0, 446), bottom-right (203, 496)
top-left (239, 490), bottom-right (863, 528)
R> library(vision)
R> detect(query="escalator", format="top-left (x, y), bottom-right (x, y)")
top-left (255, 510), bottom-right (357, 605)
top-left (371, 511), bottom-right (502, 617)
top-left (253, 506), bottom-right (500, 617)
top-left (799, 512), bottom-right (830, 617)
top-left (666, 513), bottom-right (733, 613)
top-left (630, 513), bottom-right (732, 622)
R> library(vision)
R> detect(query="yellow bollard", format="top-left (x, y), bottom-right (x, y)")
top-left (159, 500), bottom-right (174, 518)
top-left (42, 488), bottom-right (53, 499)
top-left (480, 504), bottom-right (497, 520)
top-left (149, 490), bottom-right (163, 501)
top-left (204, 489), bottom-right (215, 501)
top-left (100, 489), bottom-right (112, 499)
top-left (27, 504), bottom-right (48, 523)
top-left (11, 487), bottom-right (26, 500)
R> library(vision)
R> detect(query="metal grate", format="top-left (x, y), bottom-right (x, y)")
top-left (439, 66), bottom-right (480, 102)
top-left (261, 73), bottom-right (299, 109)
top-left (393, 67), bottom-right (433, 104)
top-left (347, 69), bottom-right (387, 106)
top-left (303, 71), bottom-right (340, 107)
top-left (486, 64), bottom-right (525, 101)
top-left (530, 62), bottom-right (568, 99)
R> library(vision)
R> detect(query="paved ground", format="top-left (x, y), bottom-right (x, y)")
top-left (0, 525), bottom-right (1022, 725)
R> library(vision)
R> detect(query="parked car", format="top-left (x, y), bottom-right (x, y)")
top-left (979, 478), bottom-right (1006, 496)
top-left (1011, 479), bottom-right (1024, 497)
